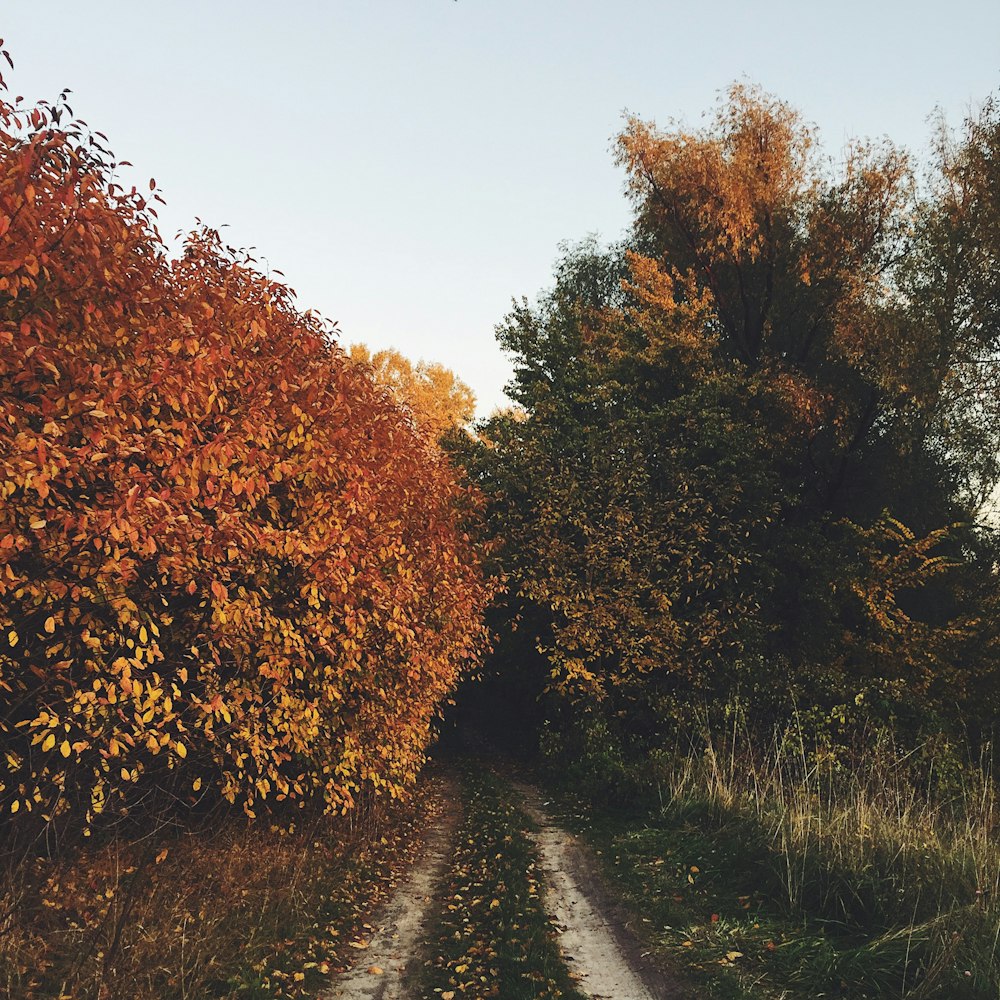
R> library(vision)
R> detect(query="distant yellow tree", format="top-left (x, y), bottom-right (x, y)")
top-left (349, 344), bottom-right (476, 440)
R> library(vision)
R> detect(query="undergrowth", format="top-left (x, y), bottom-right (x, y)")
top-left (0, 772), bottom-right (443, 1000)
top-left (542, 716), bottom-right (1000, 998)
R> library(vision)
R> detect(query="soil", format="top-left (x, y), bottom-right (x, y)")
top-left (512, 779), bottom-right (687, 1000)
top-left (322, 767), bottom-right (687, 1000)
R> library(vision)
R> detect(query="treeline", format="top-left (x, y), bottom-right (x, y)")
top-left (456, 85), bottom-right (1000, 770)
top-left (0, 76), bottom-right (491, 836)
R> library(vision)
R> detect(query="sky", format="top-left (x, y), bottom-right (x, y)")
top-left (3, 1), bottom-right (999, 414)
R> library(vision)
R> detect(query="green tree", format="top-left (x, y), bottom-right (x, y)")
top-left (900, 97), bottom-right (1000, 513)
top-left (460, 86), bottom-right (1000, 749)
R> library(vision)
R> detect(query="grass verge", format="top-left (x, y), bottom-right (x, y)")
top-left (542, 727), bottom-right (1000, 999)
top-left (0, 771), bottom-right (444, 1000)
top-left (418, 763), bottom-right (586, 1000)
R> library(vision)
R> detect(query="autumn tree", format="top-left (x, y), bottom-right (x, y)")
top-left (349, 344), bottom-right (476, 440)
top-left (462, 86), bottom-right (1000, 751)
top-left (899, 97), bottom-right (1000, 512)
top-left (0, 73), bottom-right (491, 833)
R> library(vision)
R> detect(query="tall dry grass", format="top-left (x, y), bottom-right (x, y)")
top-left (0, 788), bottom-right (430, 1000)
top-left (645, 712), bottom-right (1000, 995)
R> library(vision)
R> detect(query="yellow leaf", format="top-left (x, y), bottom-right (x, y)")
top-left (10, 799), bottom-right (19, 813)
top-left (367, 966), bottom-right (383, 975)
top-left (41, 733), bottom-right (55, 752)
top-left (44, 616), bottom-right (55, 634)
top-left (193, 777), bottom-right (202, 791)
top-left (60, 740), bottom-right (71, 758)
top-left (7, 630), bottom-right (17, 647)
top-left (139, 626), bottom-right (148, 644)
top-left (175, 741), bottom-right (187, 759)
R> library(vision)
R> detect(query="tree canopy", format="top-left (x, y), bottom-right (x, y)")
top-left (458, 86), bottom-right (1000, 747)
top-left (349, 344), bottom-right (476, 441)
top-left (0, 82), bottom-right (491, 830)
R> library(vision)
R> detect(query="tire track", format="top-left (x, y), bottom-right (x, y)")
top-left (321, 779), bottom-right (458, 1000)
top-left (512, 779), bottom-right (680, 1000)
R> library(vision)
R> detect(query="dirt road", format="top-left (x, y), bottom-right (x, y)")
top-left (323, 767), bottom-right (679, 1000)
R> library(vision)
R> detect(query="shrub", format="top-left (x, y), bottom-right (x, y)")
top-left (0, 79), bottom-right (491, 833)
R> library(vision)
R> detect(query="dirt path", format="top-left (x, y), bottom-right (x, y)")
top-left (321, 782), bottom-right (457, 1000)
top-left (320, 767), bottom-right (680, 1000)
top-left (512, 779), bottom-right (680, 1000)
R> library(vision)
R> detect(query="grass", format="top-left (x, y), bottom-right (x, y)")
top-left (543, 719), bottom-right (1000, 999)
top-left (0, 771), bottom-right (443, 1000)
top-left (417, 762), bottom-right (587, 1000)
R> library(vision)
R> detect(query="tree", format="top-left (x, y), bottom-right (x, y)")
top-left (900, 97), bottom-right (1000, 513)
top-left (349, 344), bottom-right (476, 440)
top-left (0, 76), bottom-right (492, 832)
top-left (462, 85), bottom-right (1000, 748)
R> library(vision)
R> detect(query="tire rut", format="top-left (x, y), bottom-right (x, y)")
top-left (321, 776), bottom-right (458, 1000)
top-left (511, 779), bottom-right (682, 1000)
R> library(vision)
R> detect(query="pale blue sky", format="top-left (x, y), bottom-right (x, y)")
top-left (4, 2), bottom-right (999, 413)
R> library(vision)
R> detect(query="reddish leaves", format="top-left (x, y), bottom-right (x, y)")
top-left (0, 81), bottom-right (491, 829)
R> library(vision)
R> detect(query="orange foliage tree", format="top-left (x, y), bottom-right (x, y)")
top-left (348, 344), bottom-right (476, 440)
top-left (0, 68), bottom-right (491, 830)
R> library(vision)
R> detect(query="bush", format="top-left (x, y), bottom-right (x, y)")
top-left (0, 83), bottom-right (491, 833)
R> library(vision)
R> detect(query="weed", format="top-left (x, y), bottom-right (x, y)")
top-left (544, 716), bottom-right (1000, 998)
top-left (0, 777), bottom-right (439, 999)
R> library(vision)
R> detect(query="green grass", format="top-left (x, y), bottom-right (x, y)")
top-left (542, 725), bottom-right (1000, 999)
top-left (417, 763), bottom-right (587, 1000)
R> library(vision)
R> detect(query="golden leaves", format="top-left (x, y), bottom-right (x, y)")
top-left (348, 343), bottom-right (476, 440)
top-left (0, 88), bottom-right (493, 829)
